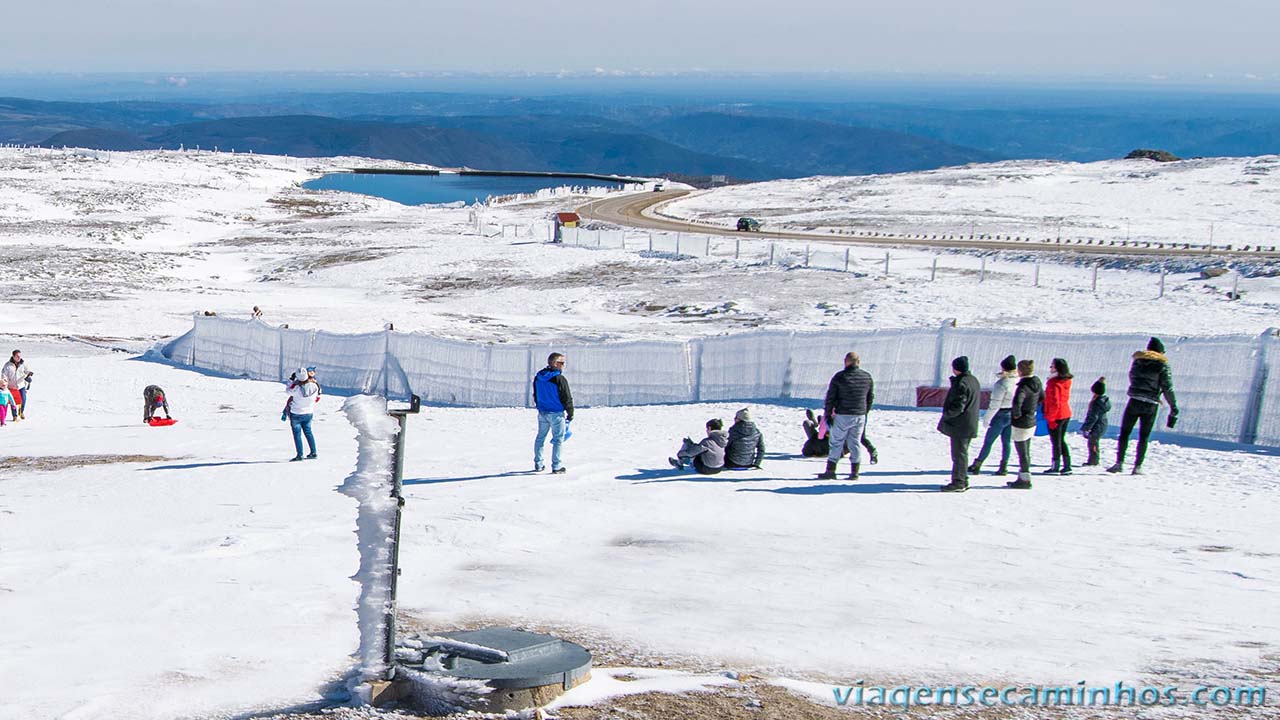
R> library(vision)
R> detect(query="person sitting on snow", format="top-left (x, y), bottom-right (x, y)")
top-left (669, 418), bottom-right (728, 475)
top-left (724, 408), bottom-right (766, 469)
top-left (143, 385), bottom-right (171, 423)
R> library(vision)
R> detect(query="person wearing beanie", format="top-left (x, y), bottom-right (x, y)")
top-left (818, 351), bottom-right (875, 480)
top-left (1006, 359), bottom-right (1044, 489)
top-left (1079, 377), bottom-right (1112, 466)
top-left (142, 384), bottom-right (171, 423)
top-left (938, 355), bottom-right (981, 492)
top-left (1042, 357), bottom-right (1075, 474)
top-left (969, 354), bottom-right (1018, 476)
top-left (724, 407), bottom-right (766, 469)
top-left (1108, 337), bottom-right (1178, 475)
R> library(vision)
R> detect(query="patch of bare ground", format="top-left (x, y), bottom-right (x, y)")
top-left (267, 196), bottom-right (357, 218)
top-left (261, 249), bottom-right (394, 279)
top-left (0, 454), bottom-right (173, 473)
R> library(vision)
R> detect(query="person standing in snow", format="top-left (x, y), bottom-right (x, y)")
top-left (1006, 359), bottom-right (1044, 489)
top-left (0, 379), bottom-right (16, 426)
top-left (724, 408), bottom-right (766, 469)
top-left (819, 351), bottom-right (874, 480)
top-left (532, 352), bottom-right (573, 474)
top-left (938, 355), bottom-right (981, 492)
top-left (1042, 358), bottom-right (1074, 475)
top-left (2, 350), bottom-right (32, 419)
top-left (969, 354), bottom-right (1018, 476)
top-left (252, 305), bottom-right (263, 320)
top-left (1108, 337), bottom-right (1178, 475)
top-left (668, 418), bottom-right (729, 474)
top-left (1079, 377), bottom-right (1111, 466)
top-left (143, 385), bottom-right (171, 423)
top-left (282, 367), bottom-right (319, 461)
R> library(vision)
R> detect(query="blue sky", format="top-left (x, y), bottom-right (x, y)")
top-left (4, 0), bottom-right (1277, 79)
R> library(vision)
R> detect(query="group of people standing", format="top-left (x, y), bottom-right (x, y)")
top-left (936, 336), bottom-right (1178, 492)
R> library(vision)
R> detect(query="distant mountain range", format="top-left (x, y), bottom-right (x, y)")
top-left (6, 86), bottom-right (1280, 180)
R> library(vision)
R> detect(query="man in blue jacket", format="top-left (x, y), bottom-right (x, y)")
top-left (533, 352), bottom-right (575, 474)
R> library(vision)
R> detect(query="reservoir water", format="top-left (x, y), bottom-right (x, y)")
top-left (303, 172), bottom-right (625, 206)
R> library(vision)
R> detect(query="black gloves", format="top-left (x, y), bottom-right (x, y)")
top-left (1166, 410), bottom-right (1179, 429)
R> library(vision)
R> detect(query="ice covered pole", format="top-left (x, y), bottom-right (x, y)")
top-left (339, 395), bottom-right (402, 702)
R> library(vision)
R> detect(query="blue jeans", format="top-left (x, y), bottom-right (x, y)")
top-left (973, 408), bottom-right (1012, 467)
top-left (534, 411), bottom-right (565, 470)
top-left (290, 412), bottom-right (316, 458)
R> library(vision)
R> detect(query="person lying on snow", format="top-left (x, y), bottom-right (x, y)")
top-left (143, 385), bottom-right (171, 423)
top-left (669, 418), bottom-right (728, 475)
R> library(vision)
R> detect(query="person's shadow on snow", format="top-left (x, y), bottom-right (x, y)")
top-left (403, 470), bottom-right (541, 486)
top-left (616, 467), bottom-right (778, 484)
top-left (740, 482), bottom-right (941, 494)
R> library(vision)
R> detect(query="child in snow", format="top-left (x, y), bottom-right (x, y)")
top-left (669, 418), bottom-right (728, 475)
top-left (143, 385), bottom-right (171, 423)
top-left (0, 379), bottom-right (15, 426)
top-left (1079, 377), bottom-right (1111, 466)
top-left (802, 408), bottom-right (829, 457)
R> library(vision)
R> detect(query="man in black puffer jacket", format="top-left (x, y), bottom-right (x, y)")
top-left (819, 351), bottom-right (874, 480)
top-left (938, 355), bottom-right (982, 492)
top-left (1108, 337), bottom-right (1178, 476)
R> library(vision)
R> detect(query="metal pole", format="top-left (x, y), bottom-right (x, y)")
top-left (1034, 263), bottom-right (1040, 287)
top-left (805, 244), bottom-right (810, 267)
top-left (931, 255), bottom-right (938, 282)
top-left (1232, 270), bottom-right (1240, 300)
top-left (383, 394), bottom-right (419, 680)
top-left (884, 251), bottom-right (890, 276)
top-left (676, 234), bottom-right (681, 256)
top-left (769, 243), bottom-right (775, 265)
top-left (705, 237), bottom-right (710, 257)
top-left (736, 238), bottom-right (741, 259)
top-left (1159, 269), bottom-right (1166, 298)
top-left (1092, 264), bottom-right (1099, 293)
top-left (844, 248), bottom-right (850, 273)
top-left (648, 233), bottom-right (653, 252)
top-left (979, 257), bottom-right (986, 283)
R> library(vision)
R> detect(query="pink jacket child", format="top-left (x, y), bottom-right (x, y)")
top-left (0, 380), bottom-right (16, 426)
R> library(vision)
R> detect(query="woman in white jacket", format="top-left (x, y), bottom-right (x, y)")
top-left (968, 355), bottom-right (1018, 475)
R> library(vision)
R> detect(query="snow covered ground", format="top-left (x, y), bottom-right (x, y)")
top-left (1, 148), bottom-right (1278, 718)
top-left (2, 349), bottom-right (1277, 718)
top-left (659, 156), bottom-right (1280, 250)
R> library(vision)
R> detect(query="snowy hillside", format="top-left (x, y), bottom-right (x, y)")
top-left (1, 147), bottom-right (1278, 346)
top-left (661, 156), bottom-right (1280, 250)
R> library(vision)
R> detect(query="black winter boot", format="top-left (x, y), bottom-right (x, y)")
top-left (994, 461), bottom-right (1009, 476)
top-left (940, 480), bottom-right (969, 493)
top-left (967, 462), bottom-right (982, 475)
top-left (816, 460), bottom-right (838, 480)
top-left (848, 463), bottom-right (860, 480)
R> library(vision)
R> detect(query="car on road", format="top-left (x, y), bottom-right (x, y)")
top-left (736, 217), bottom-right (761, 232)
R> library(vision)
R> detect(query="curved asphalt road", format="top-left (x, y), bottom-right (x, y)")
top-left (578, 190), bottom-right (1280, 259)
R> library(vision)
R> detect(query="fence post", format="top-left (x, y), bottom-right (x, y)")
top-left (884, 252), bottom-right (890, 276)
top-left (596, 230), bottom-right (602, 248)
top-left (979, 257), bottom-right (986, 283)
top-left (769, 243), bottom-right (775, 265)
top-left (1239, 329), bottom-right (1277, 444)
top-left (934, 318), bottom-right (957, 388)
top-left (1159, 268), bottom-right (1166, 298)
top-left (736, 237), bottom-right (741, 259)
top-left (805, 244), bottom-right (811, 267)
top-left (931, 255), bottom-right (938, 282)
top-left (844, 248), bottom-right (850, 273)
top-left (1034, 263), bottom-right (1040, 287)
top-left (648, 233), bottom-right (653, 252)
top-left (1232, 270), bottom-right (1240, 300)
top-left (1092, 264), bottom-right (1099, 293)
top-left (676, 234), bottom-right (681, 256)
top-left (705, 237), bottom-right (710, 257)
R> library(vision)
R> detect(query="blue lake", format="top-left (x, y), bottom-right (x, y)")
top-left (302, 172), bottom-right (625, 206)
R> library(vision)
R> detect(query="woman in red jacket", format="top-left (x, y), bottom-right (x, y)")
top-left (1042, 357), bottom-right (1074, 475)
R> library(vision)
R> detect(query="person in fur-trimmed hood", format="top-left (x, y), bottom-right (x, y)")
top-left (1108, 337), bottom-right (1178, 475)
